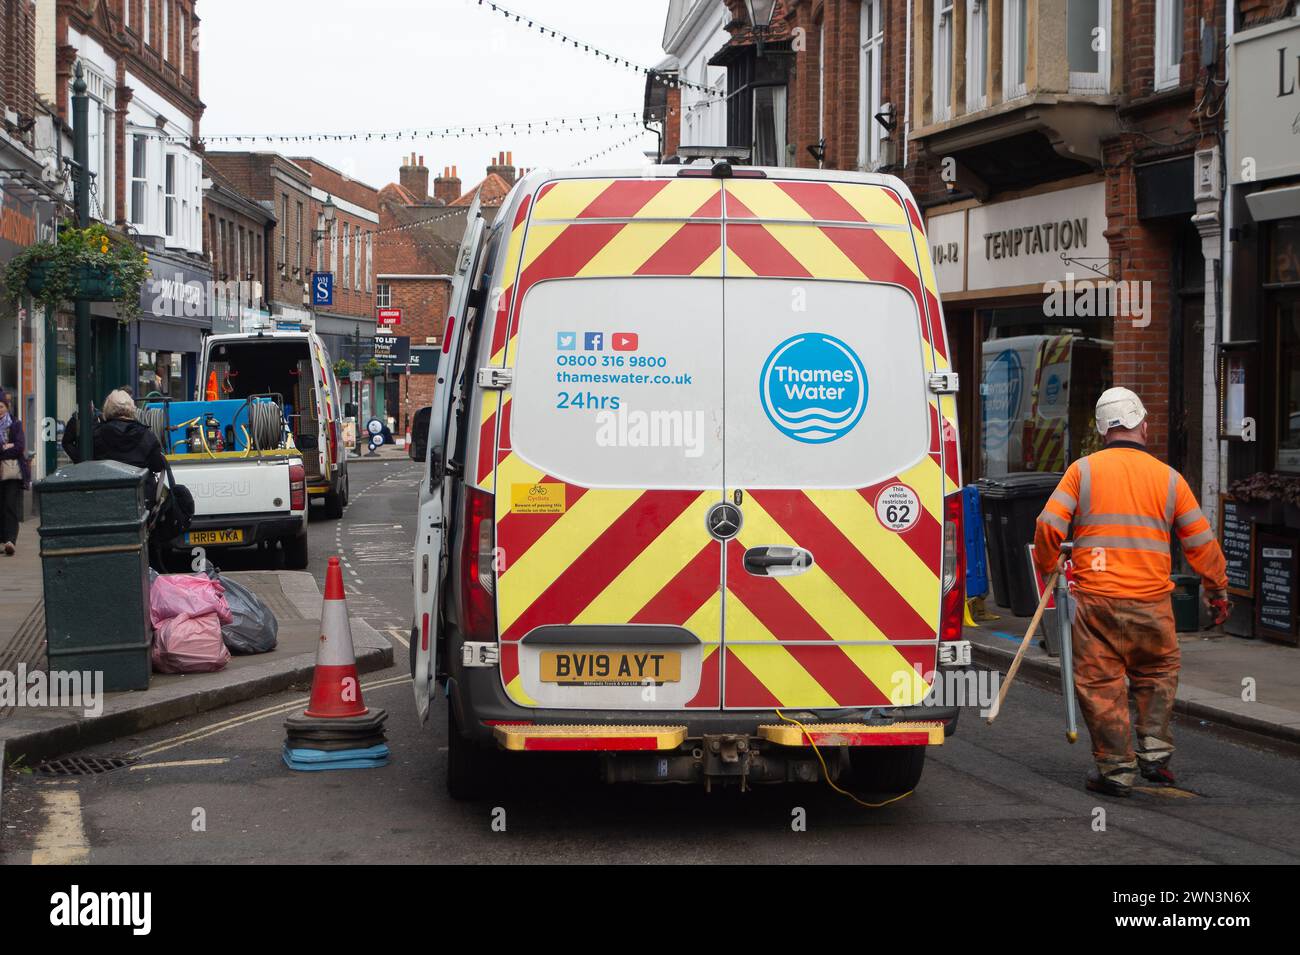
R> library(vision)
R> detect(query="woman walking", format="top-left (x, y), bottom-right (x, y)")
top-left (0, 390), bottom-right (31, 555)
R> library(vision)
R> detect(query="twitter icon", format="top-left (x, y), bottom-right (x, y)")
top-left (556, 332), bottom-right (576, 350)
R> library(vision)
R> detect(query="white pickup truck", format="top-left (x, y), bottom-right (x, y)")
top-left (142, 323), bottom-right (348, 569)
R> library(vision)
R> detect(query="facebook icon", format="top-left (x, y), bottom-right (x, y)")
top-left (584, 332), bottom-right (604, 351)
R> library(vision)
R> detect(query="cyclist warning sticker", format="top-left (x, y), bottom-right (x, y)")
top-left (875, 483), bottom-right (921, 532)
top-left (511, 482), bottom-right (567, 515)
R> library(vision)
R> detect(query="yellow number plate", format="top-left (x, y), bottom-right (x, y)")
top-left (540, 650), bottom-right (681, 686)
top-left (187, 529), bottom-right (245, 545)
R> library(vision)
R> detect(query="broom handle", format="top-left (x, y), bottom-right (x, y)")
top-left (986, 571), bottom-right (1059, 724)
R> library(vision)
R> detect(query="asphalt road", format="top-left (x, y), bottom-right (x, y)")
top-left (4, 458), bottom-right (1300, 864)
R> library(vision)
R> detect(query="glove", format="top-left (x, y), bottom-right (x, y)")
top-left (1205, 590), bottom-right (1230, 626)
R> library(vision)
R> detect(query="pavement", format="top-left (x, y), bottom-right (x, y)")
top-left (0, 518), bottom-right (393, 771)
top-left (966, 598), bottom-right (1300, 746)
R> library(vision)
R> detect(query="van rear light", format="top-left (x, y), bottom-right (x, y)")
top-left (940, 491), bottom-right (966, 643)
top-left (288, 462), bottom-right (306, 511)
top-left (442, 315), bottom-right (455, 353)
top-left (327, 420), bottom-right (339, 463)
top-left (421, 612), bottom-right (430, 652)
top-left (460, 486), bottom-right (497, 641)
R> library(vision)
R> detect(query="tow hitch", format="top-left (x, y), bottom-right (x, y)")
top-left (702, 734), bottom-right (752, 792)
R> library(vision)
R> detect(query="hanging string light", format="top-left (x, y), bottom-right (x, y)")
top-left (571, 130), bottom-right (657, 168)
top-left (473, 0), bottom-right (713, 94)
top-left (183, 110), bottom-right (656, 146)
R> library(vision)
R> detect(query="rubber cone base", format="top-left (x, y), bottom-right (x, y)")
top-left (283, 743), bottom-right (390, 772)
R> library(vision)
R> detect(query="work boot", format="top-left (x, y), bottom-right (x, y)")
top-left (1139, 762), bottom-right (1176, 786)
top-left (1086, 769), bottom-right (1133, 798)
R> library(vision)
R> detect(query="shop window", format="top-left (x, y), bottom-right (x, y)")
top-left (1275, 298), bottom-right (1300, 473)
top-left (978, 306), bottom-right (1113, 478)
top-left (138, 350), bottom-right (181, 399)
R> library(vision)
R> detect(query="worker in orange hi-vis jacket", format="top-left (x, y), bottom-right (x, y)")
top-left (1033, 387), bottom-right (1228, 798)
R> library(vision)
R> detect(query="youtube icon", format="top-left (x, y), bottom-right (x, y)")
top-left (611, 332), bottom-right (639, 352)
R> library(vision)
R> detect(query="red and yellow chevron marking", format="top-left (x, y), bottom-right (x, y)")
top-left (477, 176), bottom-right (952, 709)
top-left (758, 721), bottom-right (945, 747)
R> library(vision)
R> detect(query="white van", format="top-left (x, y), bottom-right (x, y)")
top-left (413, 166), bottom-right (970, 798)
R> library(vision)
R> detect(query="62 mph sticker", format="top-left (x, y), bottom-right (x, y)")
top-left (875, 483), bottom-right (921, 532)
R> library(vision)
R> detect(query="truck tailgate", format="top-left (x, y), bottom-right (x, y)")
top-left (172, 457), bottom-right (293, 516)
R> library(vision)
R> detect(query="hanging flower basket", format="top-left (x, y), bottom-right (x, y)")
top-left (2, 222), bottom-right (151, 321)
top-left (24, 260), bottom-right (125, 301)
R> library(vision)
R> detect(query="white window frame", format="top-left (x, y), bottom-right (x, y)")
top-left (353, 229), bottom-right (361, 290)
top-left (376, 282), bottom-right (391, 309)
top-left (965, 0), bottom-right (988, 112)
top-left (130, 133), bottom-right (148, 227)
top-left (1003, 0), bottom-right (1029, 100)
top-left (933, 0), bottom-right (955, 122)
top-left (341, 221), bottom-right (350, 290)
top-left (124, 0), bottom-right (130, 30)
top-left (1068, 0), bottom-right (1110, 93)
top-left (859, 0), bottom-right (884, 168)
top-left (817, 21), bottom-right (826, 156)
top-left (162, 0), bottom-right (169, 60)
top-left (163, 152), bottom-right (176, 240)
top-left (365, 232), bottom-right (372, 292)
top-left (144, 0), bottom-right (152, 45)
top-left (1154, 0), bottom-right (1183, 91)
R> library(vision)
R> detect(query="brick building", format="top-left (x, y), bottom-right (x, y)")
top-left (31, 0), bottom-right (211, 434)
top-left (375, 151), bottom-right (522, 436)
top-left (658, 0), bottom-right (1226, 516)
top-left (202, 158), bottom-right (275, 333)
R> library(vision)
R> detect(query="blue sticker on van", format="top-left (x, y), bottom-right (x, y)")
top-left (760, 333), bottom-right (868, 444)
top-left (982, 348), bottom-right (1023, 450)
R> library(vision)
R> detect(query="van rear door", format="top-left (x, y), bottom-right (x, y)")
top-left (490, 177), bottom-right (727, 711)
top-left (719, 178), bottom-right (944, 710)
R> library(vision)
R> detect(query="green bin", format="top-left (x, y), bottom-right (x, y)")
top-left (1171, 574), bottom-right (1200, 633)
top-left (35, 460), bottom-right (152, 691)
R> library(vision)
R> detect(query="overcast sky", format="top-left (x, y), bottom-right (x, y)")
top-left (199, 0), bottom-right (672, 194)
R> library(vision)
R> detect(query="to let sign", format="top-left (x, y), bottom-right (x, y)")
top-left (377, 307), bottom-right (402, 327)
top-left (373, 334), bottom-right (411, 366)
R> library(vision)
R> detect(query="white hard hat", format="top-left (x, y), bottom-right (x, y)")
top-left (1096, 387), bottom-right (1147, 435)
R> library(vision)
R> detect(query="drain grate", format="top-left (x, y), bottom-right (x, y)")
top-left (36, 755), bottom-right (136, 777)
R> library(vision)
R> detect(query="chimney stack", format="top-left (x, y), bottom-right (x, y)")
top-left (433, 164), bottom-right (461, 205)
top-left (399, 152), bottom-right (430, 202)
top-left (487, 149), bottom-right (517, 186)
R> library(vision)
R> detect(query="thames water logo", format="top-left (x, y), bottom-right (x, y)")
top-left (760, 333), bottom-right (867, 444)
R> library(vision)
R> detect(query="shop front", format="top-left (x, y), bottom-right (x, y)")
top-left (133, 251), bottom-right (213, 402)
top-left (1221, 16), bottom-right (1300, 643)
top-left (926, 179), bottom-right (1115, 483)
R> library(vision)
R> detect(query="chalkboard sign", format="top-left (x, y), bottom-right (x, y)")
top-left (1255, 529), bottom-right (1300, 645)
top-left (1219, 496), bottom-right (1257, 597)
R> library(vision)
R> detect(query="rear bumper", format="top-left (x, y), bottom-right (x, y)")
top-left (448, 662), bottom-right (963, 749)
top-left (165, 512), bottom-right (306, 549)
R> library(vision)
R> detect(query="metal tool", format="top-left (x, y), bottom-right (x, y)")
top-left (1054, 547), bottom-right (1079, 744)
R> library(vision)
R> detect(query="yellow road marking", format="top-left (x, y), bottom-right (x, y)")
top-left (30, 788), bottom-right (89, 865)
top-left (130, 757), bottom-right (231, 772)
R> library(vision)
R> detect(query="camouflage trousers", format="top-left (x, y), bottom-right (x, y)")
top-left (1072, 591), bottom-right (1180, 787)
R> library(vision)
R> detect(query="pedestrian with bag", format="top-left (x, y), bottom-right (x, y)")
top-left (1034, 388), bottom-right (1229, 797)
top-left (65, 389), bottom-right (167, 506)
top-left (0, 390), bottom-right (30, 555)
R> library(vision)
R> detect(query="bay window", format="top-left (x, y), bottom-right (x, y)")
top-left (1068, 0), bottom-right (1110, 92)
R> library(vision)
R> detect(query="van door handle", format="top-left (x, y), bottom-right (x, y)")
top-left (743, 546), bottom-right (814, 577)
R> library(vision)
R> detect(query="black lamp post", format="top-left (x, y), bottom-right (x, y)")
top-left (744, 0), bottom-right (778, 57)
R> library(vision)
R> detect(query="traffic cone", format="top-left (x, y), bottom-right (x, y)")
top-left (284, 555), bottom-right (389, 772)
top-left (304, 556), bottom-right (368, 718)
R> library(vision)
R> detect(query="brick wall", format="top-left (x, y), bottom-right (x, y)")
top-left (292, 158), bottom-right (381, 319)
top-left (0, 0), bottom-right (37, 136)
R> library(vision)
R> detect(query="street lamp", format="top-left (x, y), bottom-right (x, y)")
top-left (313, 195), bottom-right (336, 242)
top-left (744, 0), bottom-right (778, 57)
